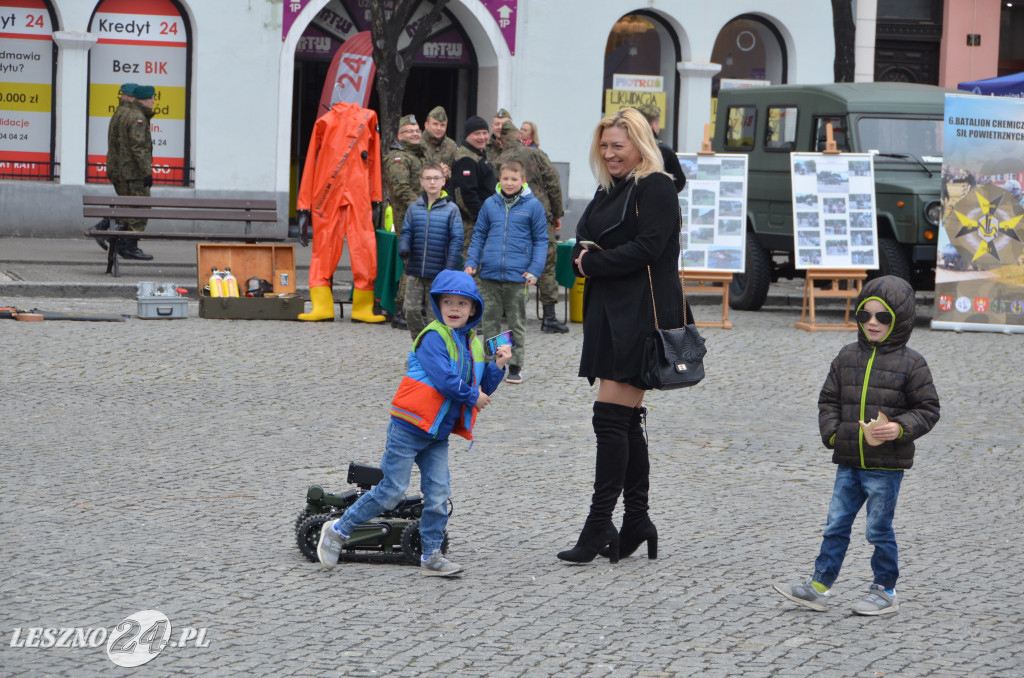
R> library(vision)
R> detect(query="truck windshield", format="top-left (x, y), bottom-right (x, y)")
top-left (856, 116), bottom-right (943, 160)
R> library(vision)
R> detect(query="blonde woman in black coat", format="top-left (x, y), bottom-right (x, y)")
top-left (557, 108), bottom-right (692, 564)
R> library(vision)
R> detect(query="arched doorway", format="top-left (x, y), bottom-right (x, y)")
top-left (710, 14), bottom-right (787, 95)
top-left (0, 0), bottom-right (58, 181)
top-left (85, 0), bottom-right (193, 186)
top-left (290, 0), bottom-right (478, 216)
top-left (602, 11), bottom-right (681, 148)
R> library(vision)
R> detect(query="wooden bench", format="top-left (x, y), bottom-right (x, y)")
top-left (83, 195), bottom-right (284, 277)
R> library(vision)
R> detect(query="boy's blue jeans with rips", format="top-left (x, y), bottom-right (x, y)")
top-left (813, 464), bottom-right (904, 590)
top-left (335, 421), bottom-right (451, 557)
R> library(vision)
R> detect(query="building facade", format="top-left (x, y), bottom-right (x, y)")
top-left (0, 0), bottom-right (1003, 237)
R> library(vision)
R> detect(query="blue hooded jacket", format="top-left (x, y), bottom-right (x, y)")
top-left (464, 184), bottom-right (548, 283)
top-left (390, 270), bottom-right (505, 440)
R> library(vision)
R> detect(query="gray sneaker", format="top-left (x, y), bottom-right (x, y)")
top-left (773, 579), bottom-right (830, 611)
top-left (421, 551), bottom-right (463, 577)
top-left (317, 519), bottom-right (347, 569)
top-left (506, 366), bottom-right (523, 384)
top-left (851, 584), bottom-right (899, 616)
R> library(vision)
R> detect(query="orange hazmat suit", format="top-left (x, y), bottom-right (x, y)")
top-left (297, 102), bottom-right (382, 290)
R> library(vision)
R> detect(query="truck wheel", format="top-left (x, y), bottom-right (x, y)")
top-left (874, 238), bottom-right (912, 283)
top-left (729, 233), bottom-right (771, 310)
top-left (400, 520), bottom-right (449, 564)
top-left (295, 513), bottom-right (332, 563)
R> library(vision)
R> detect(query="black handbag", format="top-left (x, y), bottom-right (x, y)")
top-left (639, 202), bottom-right (707, 390)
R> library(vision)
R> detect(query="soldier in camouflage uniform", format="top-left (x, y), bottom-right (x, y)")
top-left (420, 106), bottom-right (457, 180)
top-left (450, 116), bottom-right (496, 261)
top-left (494, 120), bottom-right (569, 333)
top-left (384, 114), bottom-right (426, 329)
top-left (105, 83), bottom-right (157, 260)
top-left (485, 108), bottom-right (511, 165)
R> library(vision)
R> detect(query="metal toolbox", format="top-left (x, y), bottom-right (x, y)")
top-left (137, 282), bottom-right (189, 319)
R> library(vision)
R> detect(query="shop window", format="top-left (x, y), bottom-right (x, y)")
top-left (86, 0), bottom-right (192, 186)
top-left (602, 12), bottom-right (680, 147)
top-left (0, 0), bottom-right (58, 180)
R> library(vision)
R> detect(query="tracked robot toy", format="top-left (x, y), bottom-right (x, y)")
top-left (294, 462), bottom-right (450, 565)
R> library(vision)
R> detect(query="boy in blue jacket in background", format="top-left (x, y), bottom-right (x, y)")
top-left (318, 270), bottom-right (510, 577)
top-left (463, 159), bottom-right (547, 384)
top-left (399, 162), bottom-right (463, 339)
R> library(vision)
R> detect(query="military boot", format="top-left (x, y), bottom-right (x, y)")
top-left (92, 218), bottom-right (111, 251)
top-left (115, 229), bottom-right (153, 261)
top-left (541, 304), bottom-right (569, 333)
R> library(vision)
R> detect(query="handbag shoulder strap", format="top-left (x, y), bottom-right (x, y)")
top-left (635, 193), bottom-right (686, 331)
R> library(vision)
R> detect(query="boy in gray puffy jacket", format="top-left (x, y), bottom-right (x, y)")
top-left (773, 275), bottom-right (940, 616)
top-left (399, 163), bottom-right (463, 339)
top-left (463, 159), bottom-right (547, 383)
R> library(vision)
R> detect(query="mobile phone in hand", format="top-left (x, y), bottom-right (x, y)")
top-left (485, 330), bottom-right (515, 356)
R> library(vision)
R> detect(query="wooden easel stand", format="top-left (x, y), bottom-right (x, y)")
top-left (682, 271), bottom-right (733, 329)
top-left (793, 268), bottom-right (867, 331)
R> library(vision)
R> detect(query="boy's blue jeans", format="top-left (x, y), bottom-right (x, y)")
top-left (813, 465), bottom-right (904, 590)
top-left (335, 421), bottom-right (451, 557)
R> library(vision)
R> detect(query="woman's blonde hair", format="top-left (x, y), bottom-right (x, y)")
top-left (589, 108), bottom-right (666, 190)
top-left (520, 120), bottom-right (539, 146)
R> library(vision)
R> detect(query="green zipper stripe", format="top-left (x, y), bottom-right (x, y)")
top-left (859, 345), bottom-right (876, 467)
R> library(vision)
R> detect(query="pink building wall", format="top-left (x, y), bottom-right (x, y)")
top-left (938, 0), bottom-right (1002, 87)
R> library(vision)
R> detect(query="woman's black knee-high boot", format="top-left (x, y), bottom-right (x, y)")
top-left (557, 401), bottom-right (633, 564)
top-left (617, 406), bottom-right (658, 558)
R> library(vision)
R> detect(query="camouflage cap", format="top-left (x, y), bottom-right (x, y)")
top-left (500, 120), bottom-right (518, 136)
top-left (133, 85), bottom-right (155, 99)
top-left (119, 83), bottom-right (139, 97)
top-left (427, 106), bottom-right (447, 122)
top-left (399, 114), bottom-right (418, 128)
top-left (636, 103), bottom-right (661, 121)
top-left (495, 108), bottom-right (512, 119)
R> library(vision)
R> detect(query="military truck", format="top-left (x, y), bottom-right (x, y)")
top-left (712, 82), bottom-right (950, 310)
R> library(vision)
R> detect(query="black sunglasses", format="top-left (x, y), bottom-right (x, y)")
top-left (856, 310), bottom-right (893, 325)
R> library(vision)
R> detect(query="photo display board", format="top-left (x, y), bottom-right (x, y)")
top-left (87, 0), bottom-right (189, 184)
top-left (933, 93), bottom-right (1024, 333)
top-left (0, 0), bottom-right (55, 179)
top-left (675, 153), bottom-right (748, 272)
top-left (790, 152), bottom-right (879, 269)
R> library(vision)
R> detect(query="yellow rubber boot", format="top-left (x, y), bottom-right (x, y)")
top-left (350, 288), bottom-right (386, 324)
top-left (298, 286), bottom-right (335, 322)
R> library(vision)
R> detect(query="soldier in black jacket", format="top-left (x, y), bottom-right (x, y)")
top-left (450, 116), bottom-right (496, 261)
top-left (774, 275), bottom-right (940, 616)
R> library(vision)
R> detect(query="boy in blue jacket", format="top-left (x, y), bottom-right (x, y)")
top-left (318, 270), bottom-right (511, 577)
top-left (463, 160), bottom-right (547, 384)
top-left (399, 163), bottom-right (463, 339)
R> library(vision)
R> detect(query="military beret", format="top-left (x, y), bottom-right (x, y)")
top-left (399, 114), bottom-right (418, 128)
top-left (636, 103), bottom-right (661, 121)
top-left (134, 85), bottom-right (155, 99)
top-left (495, 108), bottom-right (512, 119)
top-left (464, 116), bottom-right (488, 136)
top-left (119, 83), bottom-right (139, 97)
top-left (427, 106), bottom-right (447, 122)
top-left (500, 120), bottom-right (518, 136)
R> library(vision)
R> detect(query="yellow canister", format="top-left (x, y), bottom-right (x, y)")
top-left (570, 277), bottom-right (585, 323)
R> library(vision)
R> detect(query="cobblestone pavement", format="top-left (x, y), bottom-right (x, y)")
top-left (1, 297), bottom-right (1021, 677)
